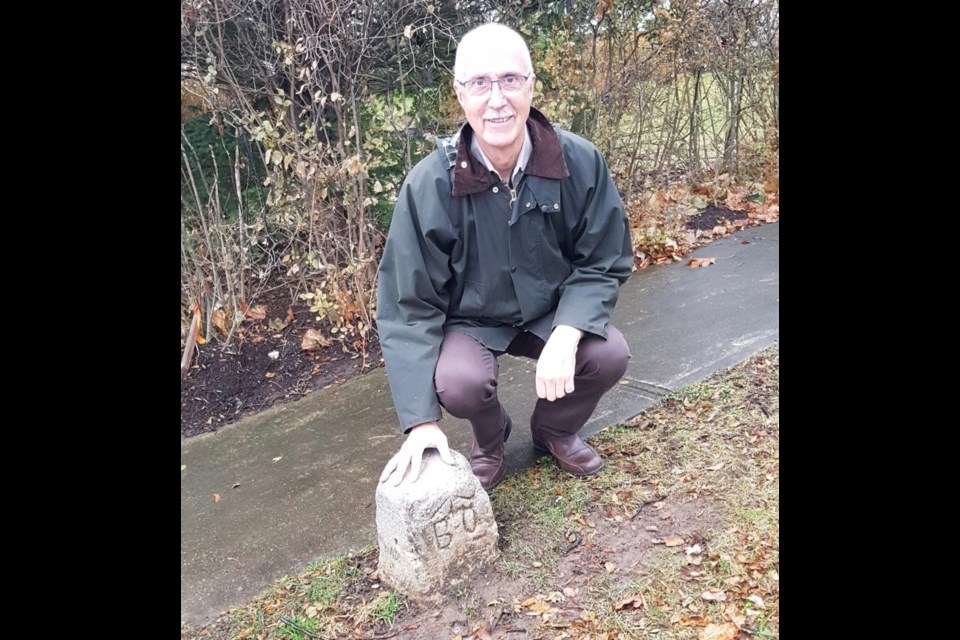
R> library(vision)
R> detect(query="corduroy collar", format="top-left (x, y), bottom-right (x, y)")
top-left (451, 107), bottom-right (570, 197)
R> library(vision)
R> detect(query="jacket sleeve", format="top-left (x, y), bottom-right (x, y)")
top-left (553, 140), bottom-right (633, 338)
top-left (376, 161), bottom-right (455, 432)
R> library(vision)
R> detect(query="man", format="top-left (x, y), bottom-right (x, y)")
top-left (377, 23), bottom-right (633, 489)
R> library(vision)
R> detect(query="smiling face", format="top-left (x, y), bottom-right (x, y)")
top-left (454, 25), bottom-right (535, 163)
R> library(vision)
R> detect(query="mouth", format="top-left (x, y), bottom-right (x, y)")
top-left (485, 115), bottom-right (513, 124)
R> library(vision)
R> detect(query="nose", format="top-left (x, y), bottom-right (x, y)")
top-left (487, 82), bottom-right (507, 108)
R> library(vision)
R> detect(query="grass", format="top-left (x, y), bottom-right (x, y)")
top-left (183, 345), bottom-right (779, 639)
top-left (277, 615), bottom-right (318, 640)
top-left (370, 591), bottom-right (403, 624)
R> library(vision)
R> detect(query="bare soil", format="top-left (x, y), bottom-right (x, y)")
top-left (180, 284), bottom-right (380, 439)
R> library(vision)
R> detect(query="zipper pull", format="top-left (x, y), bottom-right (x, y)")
top-left (509, 186), bottom-right (517, 205)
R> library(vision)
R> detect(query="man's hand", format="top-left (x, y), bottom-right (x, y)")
top-left (379, 422), bottom-right (455, 486)
top-left (536, 325), bottom-right (583, 401)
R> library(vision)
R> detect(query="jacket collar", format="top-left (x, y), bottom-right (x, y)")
top-left (442, 108), bottom-right (570, 197)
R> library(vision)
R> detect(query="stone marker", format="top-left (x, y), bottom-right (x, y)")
top-left (376, 449), bottom-right (499, 600)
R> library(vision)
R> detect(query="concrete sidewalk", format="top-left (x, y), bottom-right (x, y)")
top-left (181, 222), bottom-right (779, 626)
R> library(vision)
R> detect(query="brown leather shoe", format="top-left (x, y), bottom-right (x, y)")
top-left (469, 412), bottom-right (512, 490)
top-left (532, 433), bottom-right (604, 477)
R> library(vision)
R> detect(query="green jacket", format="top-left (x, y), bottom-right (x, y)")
top-left (376, 108), bottom-right (633, 431)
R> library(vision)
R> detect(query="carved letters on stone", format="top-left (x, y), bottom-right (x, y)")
top-left (429, 493), bottom-right (478, 550)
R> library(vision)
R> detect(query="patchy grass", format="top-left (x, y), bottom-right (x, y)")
top-left (183, 345), bottom-right (779, 639)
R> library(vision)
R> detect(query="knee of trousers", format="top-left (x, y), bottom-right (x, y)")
top-left (578, 328), bottom-right (631, 387)
top-left (435, 369), bottom-right (499, 417)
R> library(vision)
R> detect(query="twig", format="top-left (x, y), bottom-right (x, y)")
top-left (279, 616), bottom-right (329, 639)
top-left (631, 493), bottom-right (668, 520)
top-left (490, 609), bottom-right (505, 632)
top-left (562, 532), bottom-right (582, 554)
top-left (181, 305), bottom-right (202, 380)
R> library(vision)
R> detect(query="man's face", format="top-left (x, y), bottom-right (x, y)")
top-left (454, 45), bottom-right (534, 156)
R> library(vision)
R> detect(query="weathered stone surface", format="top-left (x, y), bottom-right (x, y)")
top-left (376, 450), bottom-right (498, 600)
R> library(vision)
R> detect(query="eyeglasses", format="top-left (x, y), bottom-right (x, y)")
top-left (456, 73), bottom-right (531, 97)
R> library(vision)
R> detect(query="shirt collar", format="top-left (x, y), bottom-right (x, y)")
top-left (470, 126), bottom-right (532, 183)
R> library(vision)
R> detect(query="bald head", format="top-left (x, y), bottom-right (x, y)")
top-left (454, 23), bottom-right (533, 82)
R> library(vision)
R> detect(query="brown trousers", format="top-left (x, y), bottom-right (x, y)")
top-left (434, 326), bottom-right (630, 440)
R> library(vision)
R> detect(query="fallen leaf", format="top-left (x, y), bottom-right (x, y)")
top-left (702, 587), bottom-right (727, 602)
top-left (746, 594), bottom-right (765, 608)
top-left (701, 622), bottom-right (738, 640)
top-left (244, 305), bottom-right (267, 320)
top-left (212, 308), bottom-right (230, 334)
top-left (687, 257), bottom-right (717, 268)
top-left (685, 544), bottom-right (703, 555)
top-left (528, 600), bottom-right (556, 616)
top-left (272, 455), bottom-right (283, 463)
top-left (232, 482), bottom-right (241, 489)
top-left (615, 594), bottom-right (646, 610)
top-left (301, 328), bottom-right (331, 352)
top-left (268, 314), bottom-right (292, 332)
top-left (706, 462), bottom-right (724, 471)
top-left (605, 562), bottom-right (617, 573)
top-left (555, 486), bottom-right (563, 496)
top-left (677, 615), bottom-right (709, 627)
top-left (473, 622), bottom-right (494, 640)
top-left (181, 464), bottom-right (187, 472)
top-left (213, 493), bottom-right (221, 503)
top-left (562, 587), bottom-right (579, 597)
top-left (265, 372), bottom-right (277, 378)
top-left (664, 534), bottom-right (685, 547)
